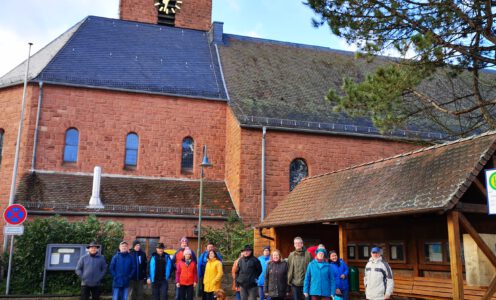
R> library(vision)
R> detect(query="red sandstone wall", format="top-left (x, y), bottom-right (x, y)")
top-left (224, 109), bottom-right (241, 212)
top-left (239, 128), bottom-right (422, 226)
top-left (34, 85), bottom-right (226, 180)
top-left (0, 85), bottom-right (39, 242)
top-left (120, 0), bottom-right (212, 31)
top-left (28, 214), bottom-right (224, 252)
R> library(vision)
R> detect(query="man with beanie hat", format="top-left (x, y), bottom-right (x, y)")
top-left (128, 240), bottom-right (147, 300)
top-left (257, 246), bottom-right (271, 300)
top-left (76, 242), bottom-right (107, 300)
top-left (236, 245), bottom-right (262, 300)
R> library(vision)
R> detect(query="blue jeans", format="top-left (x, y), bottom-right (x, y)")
top-left (235, 291), bottom-right (241, 300)
top-left (291, 286), bottom-right (304, 300)
top-left (112, 287), bottom-right (129, 300)
top-left (259, 286), bottom-right (271, 300)
top-left (338, 289), bottom-right (349, 300)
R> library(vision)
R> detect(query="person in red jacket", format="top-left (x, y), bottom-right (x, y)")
top-left (176, 248), bottom-right (198, 300)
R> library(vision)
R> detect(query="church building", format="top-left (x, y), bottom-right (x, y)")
top-left (0, 0), bottom-right (446, 253)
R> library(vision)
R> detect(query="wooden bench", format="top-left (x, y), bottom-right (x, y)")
top-left (410, 276), bottom-right (496, 300)
top-left (359, 276), bottom-right (496, 299)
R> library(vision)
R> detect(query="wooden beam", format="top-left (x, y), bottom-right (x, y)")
top-left (474, 177), bottom-right (488, 197)
top-left (456, 202), bottom-right (488, 214)
top-left (458, 213), bottom-right (496, 268)
top-left (339, 222), bottom-right (347, 263)
top-left (483, 274), bottom-right (496, 300)
top-left (447, 211), bottom-right (464, 300)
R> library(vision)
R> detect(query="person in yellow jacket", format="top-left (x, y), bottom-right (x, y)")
top-left (203, 250), bottom-right (223, 300)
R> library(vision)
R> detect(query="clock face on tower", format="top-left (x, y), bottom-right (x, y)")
top-left (155, 0), bottom-right (183, 26)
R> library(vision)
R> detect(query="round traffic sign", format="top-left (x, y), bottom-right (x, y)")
top-left (3, 204), bottom-right (27, 225)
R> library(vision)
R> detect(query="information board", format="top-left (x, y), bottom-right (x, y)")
top-left (44, 244), bottom-right (102, 271)
top-left (485, 169), bottom-right (496, 214)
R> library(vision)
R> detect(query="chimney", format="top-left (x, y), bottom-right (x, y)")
top-left (88, 166), bottom-right (104, 209)
top-left (209, 21), bottom-right (224, 44)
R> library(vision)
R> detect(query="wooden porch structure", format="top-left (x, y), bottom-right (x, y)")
top-left (257, 131), bottom-right (496, 300)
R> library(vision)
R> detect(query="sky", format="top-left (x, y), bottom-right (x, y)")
top-left (0, 0), bottom-right (353, 77)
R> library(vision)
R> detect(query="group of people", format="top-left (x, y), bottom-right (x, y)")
top-left (75, 236), bottom-right (394, 300)
top-left (75, 237), bottom-right (223, 300)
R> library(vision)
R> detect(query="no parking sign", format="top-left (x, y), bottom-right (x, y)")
top-left (3, 204), bottom-right (27, 226)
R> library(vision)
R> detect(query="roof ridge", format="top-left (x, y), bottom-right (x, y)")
top-left (34, 17), bottom-right (89, 81)
top-left (304, 130), bottom-right (496, 181)
top-left (32, 169), bottom-right (225, 183)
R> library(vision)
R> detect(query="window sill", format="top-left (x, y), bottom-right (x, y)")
top-left (124, 165), bottom-right (137, 171)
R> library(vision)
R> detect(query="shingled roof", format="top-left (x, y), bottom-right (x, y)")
top-left (0, 16), bottom-right (228, 100)
top-left (14, 171), bottom-right (234, 218)
top-left (259, 131), bottom-right (496, 228)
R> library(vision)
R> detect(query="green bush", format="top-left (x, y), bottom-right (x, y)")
top-left (4, 215), bottom-right (123, 295)
top-left (202, 212), bottom-right (253, 261)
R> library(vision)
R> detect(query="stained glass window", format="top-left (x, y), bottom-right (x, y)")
top-left (181, 137), bottom-right (194, 173)
top-left (290, 158), bottom-right (308, 191)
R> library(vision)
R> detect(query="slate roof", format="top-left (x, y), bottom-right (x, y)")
top-left (14, 171), bottom-right (235, 218)
top-left (0, 16), bottom-right (228, 100)
top-left (259, 131), bottom-right (496, 228)
top-left (218, 35), bottom-right (496, 140)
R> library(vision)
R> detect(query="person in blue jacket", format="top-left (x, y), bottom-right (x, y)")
top-left (148, 243), bottom-right (173, 300)
top-left (257, 246), bottom-right (271, 300)
top-left (303, 249), bottom-right (335, 300)
top-left (110, 241), bottom-right (136, 300)
top-left (329, 251), bottom-right (349, 300)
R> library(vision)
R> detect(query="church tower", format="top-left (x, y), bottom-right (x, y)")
top-left (119, 0), bottom-right (212, 31)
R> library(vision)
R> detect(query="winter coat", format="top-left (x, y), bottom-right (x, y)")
top-left (287, 249), bottom-right (312, 287)
top-left (264, 260), bottom-right (289, 298)
top-left (75, 253), bottom-right (107, 287)
top-left (330, 258), bottom-right (349, 292)
top-left (257, 255), bottom-right (270, 286)
top-left (109, 251), bottom-right (136, 288)
top-left (198, 250), bottom-right (223, 279)
top-left (176, 259), bottom-right (198, 286)
top-left (130, 249), bottom-right (148, 281)
top-left (149, 252), bottom-right (173, 283)
top-left (364, 256), bottom-right (394, 300)
top-left (303, 259), bottom-right (336, 297)
top-left (236, 254), bottom-right (262, 289)
top-left (203, 258), bottom-right (223, 292)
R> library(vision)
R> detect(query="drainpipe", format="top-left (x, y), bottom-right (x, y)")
top-left (261, 127), bottom-right (266, 222)
top-left (31, 81), bottom-right (43, 170)
top-left (87, 166), bottom-right (104, 209)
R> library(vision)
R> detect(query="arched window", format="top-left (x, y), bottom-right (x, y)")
top-left (0, 129), bottom-right (4, 166)
top-left (63, 128), bottom-right (79, 162)
top-left (289, 158), bottom-right (308, 191)
top-left (181, 137), bottom-right (194, 173)
top-left (125, 133), bottom-right (139, 167)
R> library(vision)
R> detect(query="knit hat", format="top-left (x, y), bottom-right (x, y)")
top-left (180, 237), bottom-right (188, 243)
top-left (183, 247), bottom-right (192, 255)
top-left (133, 240), bottom-right (141, 247)
top-left (315, 248), bottom-right (327, 256)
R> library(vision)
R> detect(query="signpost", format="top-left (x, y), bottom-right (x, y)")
top-left (4, 204), bottom-right (27, 295)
